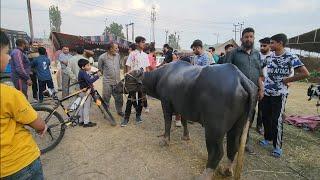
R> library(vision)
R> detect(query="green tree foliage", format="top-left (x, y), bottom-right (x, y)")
top-left (49, 5), bottom-right (62, 32)
top-left (104, 22), bottom-right (125, 39)
top-left (168, 33), bottom-right (180, 50)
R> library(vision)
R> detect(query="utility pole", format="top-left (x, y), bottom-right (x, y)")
top-left (177, 34), bottom-right (180, 50)
top-left (173, 31), bottom-right (182, 49)
top-left (233, 23), bottom-right (240, 41)
top-left (125, 24), bottom-right (129, 41)
top-left (239, 22), bottom-right (244, 39)
top-left (150, 5), bottom-right (156, 43)
top-left (165, 29), bottom-right (169, 43)
top-left (174, 32), bottom-right (177, 49)
top-left (132, 22), bottom-right (134, 42)
top-left (104, 17), bottom-right (108, 36)
top-left (43, 30), bottom-right (46, 39)
top-left (125, 22), bottom-right (134, 42)
top-left (27, 0), bottom-right (34, 42)
top-left (213, 33), bottom-right (219, 44)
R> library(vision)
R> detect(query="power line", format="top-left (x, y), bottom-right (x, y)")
top-left (2, 6), bottom-right (109, 24)
top-left (75, 0), bottom-right (150, 21)
top-left (2, 5), bottom-right (232, 34)
top-left (3, 6), bottom-right (233, 39)
top-left (2, 3), bottom-right (239, 45)
top-left (77, 0), bottom-right (234, 25)
top-left (73, 1), bottom-right (233, 28)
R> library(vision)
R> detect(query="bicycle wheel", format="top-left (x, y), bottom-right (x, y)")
top-left (29, 106), bottom-right (65, 154)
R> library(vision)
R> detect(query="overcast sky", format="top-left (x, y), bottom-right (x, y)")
top-left (1, 0), bottom-right (319, 49)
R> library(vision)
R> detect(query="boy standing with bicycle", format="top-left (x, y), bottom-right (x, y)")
top-left (0, 31), bottom-right (47, 179)
top-left (77, 58), bottom-right (101, 127)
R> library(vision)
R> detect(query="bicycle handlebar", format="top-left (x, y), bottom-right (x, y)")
top-left (68, 70), bottom-right (101, 88)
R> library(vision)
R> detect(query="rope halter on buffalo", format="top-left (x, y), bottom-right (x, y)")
top-left (122, 71), bottom-right (146, 103)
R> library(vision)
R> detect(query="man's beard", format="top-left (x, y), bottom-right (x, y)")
top-left (242, 41), bottom-right (254, 49)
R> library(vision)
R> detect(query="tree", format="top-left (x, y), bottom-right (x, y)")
top-left (49, 5), bottom-right (62, 32)
top-left (104, 22), bottom-right (125, 39)
top-left (168, 33), bottom-right (180, 50)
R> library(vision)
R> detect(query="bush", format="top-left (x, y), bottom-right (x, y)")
top-left (309, 70), bottom-right (320, 78)
top-left (300, 70), bottom-right (320, 83)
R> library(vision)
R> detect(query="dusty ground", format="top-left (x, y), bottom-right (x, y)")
top-left (33, 81), bottom-right (319, 180)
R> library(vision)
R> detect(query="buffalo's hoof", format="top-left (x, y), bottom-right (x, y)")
top-left (182, 134), bottom-right (191, 141)
top-left (195, 168), bottom-right (214, 180)
top-left (218, 165), bottom-right (233, 177)
top-left (159, 138), bottom-right (170, 147)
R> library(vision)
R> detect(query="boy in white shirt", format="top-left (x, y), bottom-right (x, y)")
top-left (121, 36), bottom-right (150, 127)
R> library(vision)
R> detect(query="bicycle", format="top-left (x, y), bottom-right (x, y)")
top-left (30, 78), bottom-right (116, 154)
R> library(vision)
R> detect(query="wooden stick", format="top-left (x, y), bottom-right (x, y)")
top-left (234, 119), bottom-right (250, 180)
top-left (248, 170), bottom-right (292, 174)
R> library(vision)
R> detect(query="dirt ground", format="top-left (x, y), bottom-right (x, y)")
top-left (35, 81), bottom-right (319, 180)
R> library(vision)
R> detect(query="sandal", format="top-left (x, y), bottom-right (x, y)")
top-left (271, 148), bottom-right (283, 158)
top-left (259, 139), bottom-right (270, 147)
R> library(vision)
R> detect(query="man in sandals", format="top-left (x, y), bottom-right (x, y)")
top-left (259, 33), bottom-right (309, 158)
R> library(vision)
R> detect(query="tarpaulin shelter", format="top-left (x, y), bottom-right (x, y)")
top-left (50, 32), bottom-right (133, 53)
top-left (1, 28), bottom-right (31, 50)
top-left (286, 28), bottom-right (320, 53)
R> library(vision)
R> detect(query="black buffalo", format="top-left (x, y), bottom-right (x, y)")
top-left (116, 61), bottom-right (257, 178)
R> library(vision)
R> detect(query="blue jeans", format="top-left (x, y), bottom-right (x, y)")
top-left (3, 158), bottom-right (44, 180)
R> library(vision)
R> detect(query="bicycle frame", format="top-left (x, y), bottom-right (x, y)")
top-left (30, 74), bottom-right (117, 153)
top-left (39, 87), bottom-right (92, 126)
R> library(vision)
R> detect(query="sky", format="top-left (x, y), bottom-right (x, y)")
top-left (1, 0), bottom-right (320, 49)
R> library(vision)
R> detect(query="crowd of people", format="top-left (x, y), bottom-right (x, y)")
top-left (0, 25), bottom-right (311, 179)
